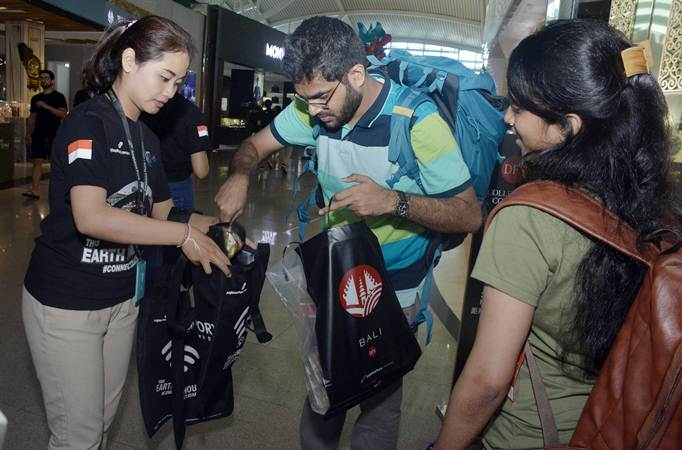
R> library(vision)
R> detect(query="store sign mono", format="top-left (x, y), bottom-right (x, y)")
top-left (265, 43), bottom-right (285, 60)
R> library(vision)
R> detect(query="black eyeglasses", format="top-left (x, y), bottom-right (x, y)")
top-left (294, 79), bottom-right (342, 110)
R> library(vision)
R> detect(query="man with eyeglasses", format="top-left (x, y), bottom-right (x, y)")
top-left (215, 16), bottom-right (481, 450)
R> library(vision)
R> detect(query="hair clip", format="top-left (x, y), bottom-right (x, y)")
top-left (126, 20), bottom-right (137, 29)
top-left (621, 40), bottom-right (653, 78)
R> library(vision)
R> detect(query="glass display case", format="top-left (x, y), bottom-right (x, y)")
top-left (220, 117), bottom-right (246, 129)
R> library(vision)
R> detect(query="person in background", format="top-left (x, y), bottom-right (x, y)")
top-left (257, 99), bottom-right (279, 170)
top-left (24, 70), bottom-right (67, 199)
top-left (141, 92), bottom-right (211, 294)
top-left (141, 92), bottom-right (210, 210)
top-left (434, 20), bottom-right (681, 450)
top-left (271, 105), bottom-right (292, 173)
top-left (246, 98), bottom-right (261, 136)
top-left (73, 68), bottom-right (96, 108)
top-left (257, 98), bottom-right (276, 130)
top-left (22, 17), bottom-right (228, 450)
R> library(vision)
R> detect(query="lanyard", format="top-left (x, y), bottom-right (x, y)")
top-left (105, 90), bottom-right (148, 213)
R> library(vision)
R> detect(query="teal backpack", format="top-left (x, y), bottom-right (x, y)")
top-left (371, 51), bottom-right (507, 343)
top-left (369, 49), bottom-right (507, 203)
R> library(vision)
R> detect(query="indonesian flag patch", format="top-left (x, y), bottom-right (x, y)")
top-left (68, 139), bottom-right (93, 164)
top-left (197, 125), bottom-right (208, 137)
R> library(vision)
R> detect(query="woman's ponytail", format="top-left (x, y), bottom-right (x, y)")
top-left (83, 21), bottom-right (129, 94)
top-left (83, 16), bottom-right (194, 95)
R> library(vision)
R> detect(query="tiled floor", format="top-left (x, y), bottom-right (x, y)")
top-left (0, 150), bottom-right (469, 450)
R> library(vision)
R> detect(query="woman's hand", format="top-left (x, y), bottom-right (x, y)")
top-left (180, 225), bottom-right (230, 276)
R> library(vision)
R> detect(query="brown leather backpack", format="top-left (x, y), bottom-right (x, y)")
top-left (485, 181), bottom-right (682, 450)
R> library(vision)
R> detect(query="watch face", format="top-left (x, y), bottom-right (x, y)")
top-left (397, 201), bottom-right (409, 217)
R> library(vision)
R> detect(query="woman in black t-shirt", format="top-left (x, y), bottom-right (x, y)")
top-left (22, 17), bottom-right (229, 449)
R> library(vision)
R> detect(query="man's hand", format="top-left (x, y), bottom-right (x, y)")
top-left (189, 213), bottom-right (219, 233)
top-left (321, 174), bottom-right (397, 219)
top-left (214, 173), bottom-right (249, 223)
top-left (214, 128), bottom-right (284, 223)
top-left (34, 102), bottom-right (67, 119)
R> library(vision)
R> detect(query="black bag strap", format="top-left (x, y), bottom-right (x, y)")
top-left (246, 243), bottom-right (272, 343)
top-left (171, 330), bottom-right (186, 450)
top-left (165, 254), bottom-right (194, 336)
top-left (161, 254), bottom-right (193, 450)
top-left (524, 340), bottom-right (561, 447)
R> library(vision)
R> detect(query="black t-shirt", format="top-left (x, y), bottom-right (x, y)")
top-left (24, 94), bottom-right (171, 310)
top-left (73, 89), bottom-right (94, 108)
top-left (257, 108), bottom-right (275, 129)
top-left (30, 90), bottom-right (67, 138)
top-left (141, 94), bottom-right (210, 182)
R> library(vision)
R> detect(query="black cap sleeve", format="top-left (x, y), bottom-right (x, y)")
top-left (56, 113), bottom-right (109, 191)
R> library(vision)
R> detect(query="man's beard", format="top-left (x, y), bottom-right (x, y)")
top-left (318, 80), bottom-right (362, 130)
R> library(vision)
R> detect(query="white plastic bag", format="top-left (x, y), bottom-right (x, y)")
top-left (266, 249), bottom-right (330, 414)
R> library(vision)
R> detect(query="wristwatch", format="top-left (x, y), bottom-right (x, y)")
top-left (395, 191), bottom-right (410, 218)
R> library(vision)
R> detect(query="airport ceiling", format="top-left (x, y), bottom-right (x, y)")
top-left (200, 0), bottom-right (486, 51)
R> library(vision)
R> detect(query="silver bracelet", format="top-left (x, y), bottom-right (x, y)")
top-left (177, 223), bottom-right (192, 248)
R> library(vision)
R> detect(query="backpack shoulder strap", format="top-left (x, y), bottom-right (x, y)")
top-left (386, 88), bottom-right (431, 193)
top-left (524, 339), bottom-right (562, 447)
top-left (485, 181), bottom-right (656, 267)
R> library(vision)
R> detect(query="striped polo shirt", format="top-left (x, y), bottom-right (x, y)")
top-left (271, 72), bottom-right (470, 307)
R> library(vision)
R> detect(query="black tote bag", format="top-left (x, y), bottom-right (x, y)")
top-left (297, 221), bottom-right (422, 417)
top-left (137, 242), bottom-right (271, 449)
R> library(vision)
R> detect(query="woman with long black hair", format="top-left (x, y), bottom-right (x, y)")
top-left (434, 20), bottom-right (681, 449)
top-left (22, 16), bottom-right (229, 449)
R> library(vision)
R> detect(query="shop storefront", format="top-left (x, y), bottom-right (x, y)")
top-left (204, 6), bottom-right (291, 146)
top-left (1, 0), bottom-right (205, 185)
top-left (0, 0), bottom-right (114, 186)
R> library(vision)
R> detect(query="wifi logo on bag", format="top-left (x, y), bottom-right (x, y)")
top-left (223, 306), bottom-right (251, 370)
top-left (234, 306), bottom-right (250, 348)
top-left (339, 265), bottom-right (383, 318)
top-left (161, 340), bottom-right (199, 373)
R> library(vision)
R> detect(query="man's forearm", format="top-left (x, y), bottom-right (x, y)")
top-left (229, 139), bottom-right (261, 176)
top-left (46, 106), bottom-right (67, 119)
top-left (405, 192), bottom-right (482, 233)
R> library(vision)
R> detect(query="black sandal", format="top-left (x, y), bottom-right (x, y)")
top-left (21, 191), bottom-right (40, 199)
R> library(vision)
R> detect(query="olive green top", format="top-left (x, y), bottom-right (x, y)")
top-left (471, 205), bottom-right (595, 450)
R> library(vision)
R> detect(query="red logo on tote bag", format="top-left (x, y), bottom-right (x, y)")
top-left (339, 265), bottom-right (383, 318)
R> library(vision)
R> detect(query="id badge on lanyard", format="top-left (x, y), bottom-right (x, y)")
top-left (107, 90), bottom-right (149, 303)
top-left (135, 259), bottom-right (147, 305)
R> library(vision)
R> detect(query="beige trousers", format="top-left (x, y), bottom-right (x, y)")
top-left (22, 287), bottom-right (138, 450)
